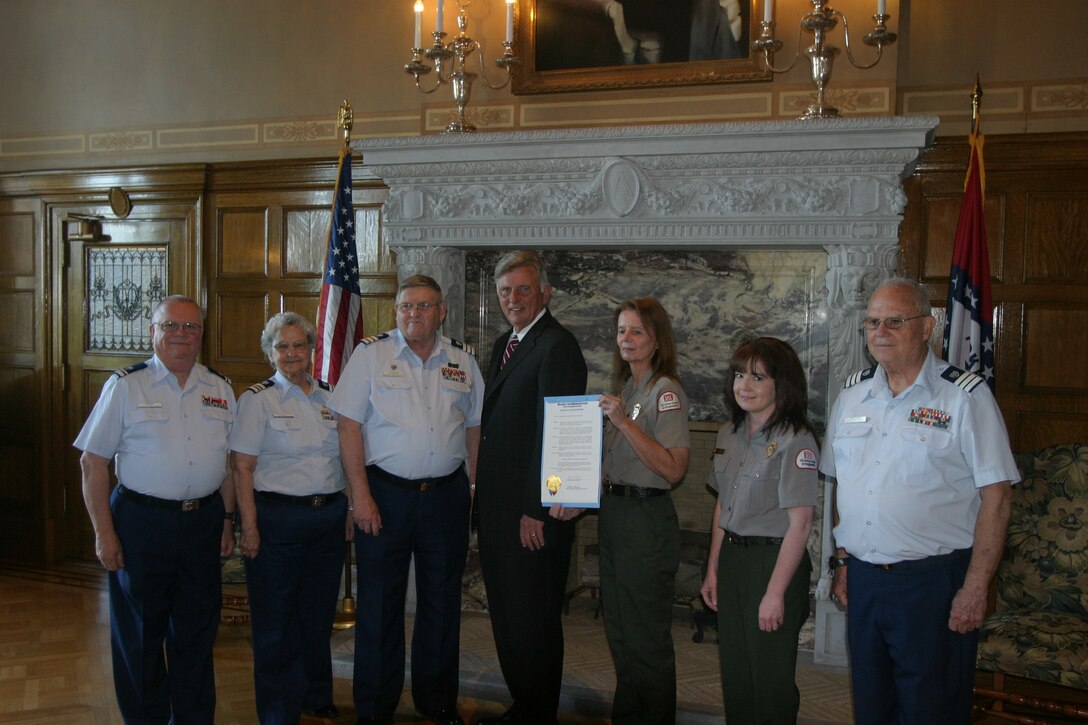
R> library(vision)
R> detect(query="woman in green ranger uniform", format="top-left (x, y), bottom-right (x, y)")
top-left (598, 297), bottom-right (691, 724)
top-left (700, 337), bottom-right (819, 725)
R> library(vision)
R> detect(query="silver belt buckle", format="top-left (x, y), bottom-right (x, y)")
top-left (181, 499), bottom-right (199, 512)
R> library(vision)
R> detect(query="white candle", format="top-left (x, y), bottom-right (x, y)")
top-left (414, 0), bottom-right (423, 47)
top-left (436, 0), bottom-right (444, 34)
top-left (877, 0), bottom-right (886, 15)
top-left (764, 0), bottom-right (773, 23)
top-left (505, 0), bottom-right (515, 43)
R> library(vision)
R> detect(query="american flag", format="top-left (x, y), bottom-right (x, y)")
top-left (942, 129), bottom-right (995, 392)
top-left (314, 147), bottom-right (365, 386)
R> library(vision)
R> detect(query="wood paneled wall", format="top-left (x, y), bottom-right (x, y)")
top-left (202, 159), bottom-right (397, 392)
top-left (900, 132), bottom-right (1088, 452)
top-left (0, 158), bottom-right (397, 562)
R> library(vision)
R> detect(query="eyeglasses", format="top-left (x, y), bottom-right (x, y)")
top-left (273, 341), bottom-right (310, 352)
top-left (155, 320), bottom-right (204, 333)
top-left (860, 314), bottom-right (928, 331)
top-left (396, 302), bottom-right (440, 314)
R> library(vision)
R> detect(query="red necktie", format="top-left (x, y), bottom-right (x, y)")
top-left (501, 335), bottom-right (519, 368)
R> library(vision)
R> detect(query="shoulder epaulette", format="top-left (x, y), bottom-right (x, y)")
top-left (444, 336), bottom-right (477, 357)
top-left (112, 362), bottom-right (148, 378)
top-left (940, 365), bottom-right (986, 393)
top-left (247, 378), bottom-right (276, 394)
top-left (316, 380), bottom-right (331, 391)
top-left (360, 333), bottom-right (389, 346)
top-left (843, 367), bottom-right (876, 389)
top-left (207, 366), bottom-right (232, 385)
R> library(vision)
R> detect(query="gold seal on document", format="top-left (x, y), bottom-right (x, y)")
top-left (546, 475), bottom-right (562, 496)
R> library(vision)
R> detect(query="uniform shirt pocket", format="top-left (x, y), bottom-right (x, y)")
top-left (125, 406), bottom-right (168, 452)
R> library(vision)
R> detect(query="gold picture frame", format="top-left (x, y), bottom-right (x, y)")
top-left (512, 0), bottom-right (770, 95)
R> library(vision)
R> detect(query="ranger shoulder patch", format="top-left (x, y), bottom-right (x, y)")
top-left (940, 365), bottom-right (986, 393)
top-left (113, 361), bottom-right (148, 378)
top-left (843, 367), bottom-right (876, 389)
top-left (247, 378), bottom-right (276, 394)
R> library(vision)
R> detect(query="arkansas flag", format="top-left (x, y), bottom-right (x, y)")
top-left (942, 129), bottom-right (995, 392)
top-left (314, 147), bottom-right (365, 386)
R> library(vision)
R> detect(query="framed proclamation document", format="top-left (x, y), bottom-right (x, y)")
top-left (540, 394), bottom-right (603, 508)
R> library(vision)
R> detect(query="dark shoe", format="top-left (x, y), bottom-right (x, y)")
top-left (306, 704), bottom-right (340, 718)
top-left (431, 707), bottom-right (465, 725)
top-left (475, 709), bottom-right (519, 725)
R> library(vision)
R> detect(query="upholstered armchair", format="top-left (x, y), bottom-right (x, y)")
top-left (975, 443), bottom-right (1088, 721)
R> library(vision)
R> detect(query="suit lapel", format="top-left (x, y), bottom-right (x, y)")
top-left (484, 311), bottom-right (552, 404)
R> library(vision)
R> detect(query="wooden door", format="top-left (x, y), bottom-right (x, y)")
top-left (60, 199), bottom-right (197, 560)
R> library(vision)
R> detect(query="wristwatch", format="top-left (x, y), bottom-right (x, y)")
top-left (828, 554), bottom-right (849, 570)
top-left (224, 511), bottom-right (237, 524)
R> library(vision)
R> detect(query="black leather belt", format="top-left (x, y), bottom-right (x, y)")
top-left (724, 529), bottom-right (784, 547)
top-left (367, 465), bottom-right (461, 492)
top-left (255, 490), bottom-right (342, 507)
top-left (117, 484), bottom-right (220, 512)
top-left (603, 482), bottom-right (668, 498)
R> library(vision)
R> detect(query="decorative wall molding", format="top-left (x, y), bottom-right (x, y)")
top-left (359, 117), bottom-right (936, 249)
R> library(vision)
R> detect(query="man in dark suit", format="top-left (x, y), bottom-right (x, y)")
top-left (475, 251), bottom-right (588, 725)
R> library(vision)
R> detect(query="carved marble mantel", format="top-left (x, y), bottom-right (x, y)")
top-left (355, 116), bottom-right (939, 665)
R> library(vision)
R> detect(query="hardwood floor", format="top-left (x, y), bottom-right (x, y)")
top-left (0, 561), bottom-right (860, 724)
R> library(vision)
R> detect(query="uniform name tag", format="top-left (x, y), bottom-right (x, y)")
top-left (136, 402), bottom-right (163, 409)
top-left (383, 364), bottom-right (405, 378)
top-left (844, 416), bottom-right (868, 424)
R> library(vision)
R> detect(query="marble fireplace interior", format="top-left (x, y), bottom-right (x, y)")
top-left (358, 117), bottom-right (940, 663)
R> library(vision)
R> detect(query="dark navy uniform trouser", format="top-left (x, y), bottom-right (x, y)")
top-left (244, 492), bottom-right (347, 725)
top-left (353, 467), bottom-right (470, 719)
top-left (846, 547), bottom-right (978, 725)
top-left (108, 485), bottom-right (224, 725)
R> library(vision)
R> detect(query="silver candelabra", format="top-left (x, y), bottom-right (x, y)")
top-left (753, 0), bottom-right (897, 120)
top-left (405, 0), bottom-right (520, 133)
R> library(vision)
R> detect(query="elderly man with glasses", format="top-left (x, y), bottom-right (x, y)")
top-left (74, 294), bottom-right (237, 724)
top-left (329, 274), bottom-right (484, 725)
top-left (820, 277), bottom-right (1018, 725)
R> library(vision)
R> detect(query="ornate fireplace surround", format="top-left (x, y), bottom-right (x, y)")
top-left (356, 115), bottom-right (939, 665)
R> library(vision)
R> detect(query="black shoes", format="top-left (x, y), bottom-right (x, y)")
top-left (430, 706), bottom-right (465, 725)
top-left (306, 704), bottom-right (340, 718)
top-left (474, 708), bottom-right (519, 725)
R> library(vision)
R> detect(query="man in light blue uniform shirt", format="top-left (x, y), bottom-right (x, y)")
top-left (821, 278), bottom-right (1018, 725)
top-left (329, 274), bottom-right (483, 725)
top-left (74, 295), bottom-right (236, 725)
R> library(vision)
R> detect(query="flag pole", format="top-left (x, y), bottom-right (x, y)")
top-left (332, 99), bottom-right (358, 632)
top-left (971, 75), bottom-right (983, 136)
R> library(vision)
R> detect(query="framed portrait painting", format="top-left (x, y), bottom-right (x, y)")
top-left (512, 0), bottom-right (770, 95)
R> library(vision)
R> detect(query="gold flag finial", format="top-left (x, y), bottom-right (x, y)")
top-left (971, 76), bottom-right (983, 135)
top-left (337, 101), bottom-right (354, 148)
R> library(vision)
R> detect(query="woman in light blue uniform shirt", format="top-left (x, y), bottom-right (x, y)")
top-left (229, 312), bottom-right (349, 725)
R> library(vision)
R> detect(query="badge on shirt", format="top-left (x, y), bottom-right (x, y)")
top-left (202, 395), bottom-right (228, 410)
top-left (320, 407), bottom-right (335, 421)
top-left (765, 441), bottom-right (777, 458)
top-left (908, 406), bottom-right (951, 429)
top-left (630, 403), bottom-right (642, 420)
top-left (795, 448), bottom-right (818, 470)
top-left (657, 391), bottom-right (681, 413)
top-left (441, 366), bottom-right (467, 385)
top-left (383, 364), bottom-right (405, 377)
